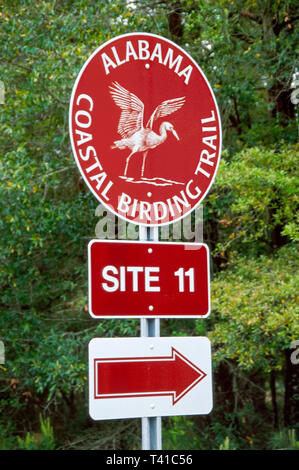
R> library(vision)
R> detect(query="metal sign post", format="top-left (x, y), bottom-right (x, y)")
top-left (139, 225), bottom-right (161, 450)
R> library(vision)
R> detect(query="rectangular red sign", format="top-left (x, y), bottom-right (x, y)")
top-left (88, 240), bottom-right (210, 318)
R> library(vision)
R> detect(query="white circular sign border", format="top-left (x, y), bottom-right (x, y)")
top-left (69, 32), bottom-right (222, 227)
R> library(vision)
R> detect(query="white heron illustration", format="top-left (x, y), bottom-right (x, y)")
top-left (109, 82), bottom-right (185, 177)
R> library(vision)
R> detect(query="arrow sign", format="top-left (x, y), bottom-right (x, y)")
top-left (88, 240), bottom-right (210, 318)
top-left (94, 347), bottom-right (206, 404)
top-left (89, 337), bottom-right (213, 420)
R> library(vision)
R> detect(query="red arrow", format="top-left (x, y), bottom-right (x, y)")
top-left (94, 347), bottom-right (206, 404)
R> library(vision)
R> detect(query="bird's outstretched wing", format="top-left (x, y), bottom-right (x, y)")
top-left (109, 82), bottom-right (144, 138)
top-left (146, 96), bottom-right (185, 129)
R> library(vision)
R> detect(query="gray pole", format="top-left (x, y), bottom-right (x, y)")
top-left (139, 225), bottom-right (162, 450)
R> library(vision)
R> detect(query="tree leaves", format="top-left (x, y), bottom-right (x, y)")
top-left (207, 245), bottom-right (299, 372)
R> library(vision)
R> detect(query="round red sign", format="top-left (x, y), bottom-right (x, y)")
top-left (69, 33), bottom-right (221, 226)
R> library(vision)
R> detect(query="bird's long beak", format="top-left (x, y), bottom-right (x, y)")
top-left (172, 129), bottom-right (179, 140)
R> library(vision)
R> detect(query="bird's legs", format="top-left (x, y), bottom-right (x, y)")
top-left (141, 151), bottom-right (148, 178)
top-left (124, 151), bottom-right (135, 176)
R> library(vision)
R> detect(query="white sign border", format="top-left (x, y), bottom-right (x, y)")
top-left (69, 32), bottom-right (222, 228)
top-left (88, 336), bottom-right (213, 421)
top-left (88, 239), bottom-right (211, 319)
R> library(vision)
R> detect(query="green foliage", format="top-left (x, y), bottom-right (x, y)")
top-left (204, 144), bottom-right (299, 260)
top-left (16, 415), bottom-right (55, 450)
top-left (219, 436), bottom-right (236, 450)
top-left (206, 244), bottom-right (298, 372)
top-left (163, 416), bottom-right (200, 450)
top-left (0, 420), bottom-right (18, 450)
top-left (163, 415), bottom-right (243, 450)
top-left (268, 429), bottom-right (299, 450)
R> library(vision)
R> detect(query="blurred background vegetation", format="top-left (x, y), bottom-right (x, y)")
top-left (0, 0), bottom-right (298, 450)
